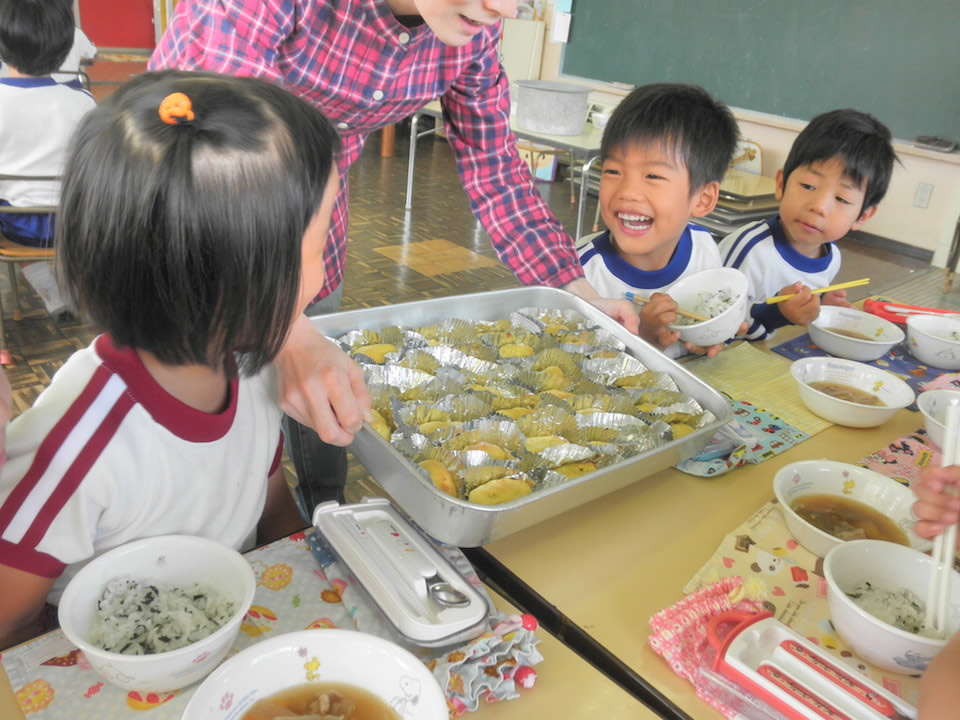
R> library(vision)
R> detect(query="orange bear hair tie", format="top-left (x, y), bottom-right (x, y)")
top-left (158, 92), bottom-right (195, 125)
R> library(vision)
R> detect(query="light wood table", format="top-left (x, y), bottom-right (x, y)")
top-left (0, 586), bottom-right (648, 719)
top-left (0, 669), bottom-right (19, 720)
top-left (478, 344), bottom-right (928, 719)
top-left (474, 589), bottom-right (651, 719)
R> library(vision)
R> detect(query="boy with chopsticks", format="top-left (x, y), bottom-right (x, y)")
top-left (577, 83), bottom-right (740, 358)
top-left (719, 109), bottom-right (897, 340)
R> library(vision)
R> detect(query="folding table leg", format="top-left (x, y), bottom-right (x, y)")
top-left (575, 155), bottom-right (600, 242)
top-left (8, 264), bottom-right (20, 322)
top-left (405, 112), bottom-right (421, 210)
top-left (0, 265), bottom-right (9, 365)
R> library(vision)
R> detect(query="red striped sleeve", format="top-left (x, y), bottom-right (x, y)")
top-left (0, 366), bottom-right (135, 576)
top-left (268, 434), bottom-right (284, 477)
top-left (22, 393), bottom-right (135, 549)
top-left (0, 365), bottom-right (113, 533)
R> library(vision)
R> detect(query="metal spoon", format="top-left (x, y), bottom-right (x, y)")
top-left (423, 571), bottom-right (470, 607)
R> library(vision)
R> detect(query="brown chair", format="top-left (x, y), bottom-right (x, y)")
top-left (0, 174), bottom-right (59, 365)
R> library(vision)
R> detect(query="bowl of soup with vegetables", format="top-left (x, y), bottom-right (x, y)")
top-left (809, 306), bottom-right (904, 362)
top-left (183, 630), bottom-right (447, 720)
top-left (790, 357), bottom-right (914, 427)
top-left (773, 460), bottom-right (930, 558)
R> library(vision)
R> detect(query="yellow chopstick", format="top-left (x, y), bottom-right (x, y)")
top-left (764, 278), bottom-right (870, 305)
top-left (625, 292), bottom-right (710, 323)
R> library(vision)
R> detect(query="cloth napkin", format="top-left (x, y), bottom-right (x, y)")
top-left (648, 577), bottom-right (769, 718)
top-left (677, 399), bottom-right (808, 477)
top-left (306, 532), bottom-right (542, 715)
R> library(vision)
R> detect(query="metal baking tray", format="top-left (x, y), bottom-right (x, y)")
top-left (310, 287), bottom-right (731, 547)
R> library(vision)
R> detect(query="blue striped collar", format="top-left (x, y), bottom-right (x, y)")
top-left (771, 217), bottom-right (836, 272)
top-left (588, 227), bottom-right (694, 289)
top-left (0, 76), bottom-right (59, 88)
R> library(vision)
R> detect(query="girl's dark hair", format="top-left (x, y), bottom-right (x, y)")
top-left (782, 109), bottom-right (897, 213)
top-left (0, 0), bottom-right (74, 76)
top-left (600, 83), bottom-right (739, 192)
top-left (57, 70), bottom-right (340, 374)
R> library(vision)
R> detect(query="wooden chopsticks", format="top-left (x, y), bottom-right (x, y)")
top-left (625, 291), bottom-right (710, 323)
top-left (924, 403), bottom-right (959, 637)
top-left (765, 278), bottom-right (870, 305)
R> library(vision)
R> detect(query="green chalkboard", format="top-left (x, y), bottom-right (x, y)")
top-left (562, 0), bottom-right (960, 143)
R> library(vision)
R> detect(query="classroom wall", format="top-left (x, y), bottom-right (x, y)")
top-left (535, 5), bottom-right (960, 264)
top-left (77, 0), bottom-right (155, 50)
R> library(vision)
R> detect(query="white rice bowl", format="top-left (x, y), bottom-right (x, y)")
top-left (58, 535), bottom-right (255, 692)
top-left (907, 314), bottom-right (960, 370)
top-left (917, 389), bottom-right (960, 449)
top-left (824, 539), bottom-right (960, 674)
top-left (666, 267), bottom-right (748, 347)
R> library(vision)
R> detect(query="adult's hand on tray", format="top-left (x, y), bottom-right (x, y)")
top-left (563, 277), bottom-right (640, 335)
top-left (274, 314), bottom-right (373, 446)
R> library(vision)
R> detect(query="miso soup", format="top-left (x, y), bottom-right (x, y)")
top-left (242, 683), bottom-right (400, 720)
top-left (825, 327), bottom-right (876, 341)
top-left (807, 381), bottom-right (885, 407)
top-left (790, 494), bottom-right (909, 545)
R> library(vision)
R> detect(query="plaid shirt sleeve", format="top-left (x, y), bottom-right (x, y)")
top-left (149, 0), bottom-right (293, 82)
top-left (441, 33), bottom-right (584, 289)
top-left (148, 0), bottom-right (348, 295)
top-left (151, 1), bottom-right (586, 293)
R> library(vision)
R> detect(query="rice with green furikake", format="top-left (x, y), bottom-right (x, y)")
top-left (673, 288), bottom-right (737, 326)
top-left (846, 581), bottom-right (941, 638)
top-left (90, 577), bottom-right (237, 655)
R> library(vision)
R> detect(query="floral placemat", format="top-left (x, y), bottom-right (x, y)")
top-left (1, 531), bottom-right (541, 719)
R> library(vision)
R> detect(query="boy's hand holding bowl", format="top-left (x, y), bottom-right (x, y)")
top-left (666, 267), bottom-right (749, 349)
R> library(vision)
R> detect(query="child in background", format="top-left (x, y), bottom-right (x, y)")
top-left (0, 0), bottom-right (95, 320)
top-left (52, 27), bottom-right (97, 86)
top-left (0, 71), bottom-right (336, 649)
top-left (909, 464), bottom-right (960, 716)
top-left (719, 109), bottom-right (896, 340)
top-left (578, 83), bottom-right (740, 357)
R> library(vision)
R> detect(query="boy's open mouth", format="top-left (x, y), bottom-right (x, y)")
top-left (618, 212), bottom-right (652, 232)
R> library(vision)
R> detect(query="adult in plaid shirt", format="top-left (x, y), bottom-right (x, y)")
top-left (151, 0), bottom-right (638, 514)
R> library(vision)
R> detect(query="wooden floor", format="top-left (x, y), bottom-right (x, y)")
top-left (4, 58), bottom-right (936, 499)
